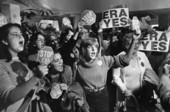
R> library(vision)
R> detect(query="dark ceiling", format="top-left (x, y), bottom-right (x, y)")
top-left (130, 8), bottom-right (170, 19)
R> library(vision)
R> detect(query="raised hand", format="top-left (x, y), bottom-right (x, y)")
top-left (34, 65), bottom-right (48, 78)
top-left (132, 16), bottom-right (141, 40)
top-left (60, 83), bottom-right (68, 91)
top-left (77, 21), bottom-right (84, 32)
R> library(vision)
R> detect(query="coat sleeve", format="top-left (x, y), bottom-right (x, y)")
top-left (158, 74), bottom-right (170, 110)
top-left (0, 61), bottom-right (15, 108)
top-left (111, 51), bottom-right (129, 68)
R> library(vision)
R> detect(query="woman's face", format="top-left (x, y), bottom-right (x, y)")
top-left (36, 34), bottom-right (45, 50)
top-left (72, 47), bottom-right (79, 59)
top-left (123, 35), bottom-right (140, 55)
top-left (80, 29), bottom-right (89, 39)
top-left (65, 30), bottom-right (74, 42)
top-left (7, 26), bottom-right (24, 54)
top-left (85, 45), bottom-right (98, 61)
top-left (51, 53), bottom-right (63, 72)
top-left (133, 41), bottom-right (140, 54)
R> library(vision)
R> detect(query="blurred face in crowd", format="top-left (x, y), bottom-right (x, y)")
top-left (51, 53), bottom-right (64, 72)
top-left (36, 34), bottom-right (45, 50)
top-left (111, 35), bottom-right (118, 43)
top-left (50, 35), bottom-right (59, 48)
top-left (80, 28), bottom-right (89, 39)
top-left (123, 33), bottom-right (140, 55)
top-left (72, 46), bottom-right (79, 59)
top-left (85, 45), bottom-right (98, 61)
top-left (6, 26), bottom-right (24, 55)
top-left (65, 30), bottom-right (74, 42)
top-left (123, 33), bottom-right (132, 50)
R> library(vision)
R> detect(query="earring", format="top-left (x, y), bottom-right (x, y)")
top-left (2, 40), bottom-right (8, 45)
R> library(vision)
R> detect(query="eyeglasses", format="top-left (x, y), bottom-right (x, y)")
top-left (10, 33), bottom-right (23, 39)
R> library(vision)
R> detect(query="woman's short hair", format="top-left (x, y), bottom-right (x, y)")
top-left (0, 23), bottom-right (22, 62)
top-left (79, 37), bottom-right (99, 55)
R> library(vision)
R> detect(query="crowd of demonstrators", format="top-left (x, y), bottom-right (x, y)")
top-left (35, 51), bottom-right (89, 112)
top-left (73, 25), bottom-right (139, 112)
top-left (1, 11), bottom-right (170, 112)
top-left (0, 23), bottom-right (48, 112)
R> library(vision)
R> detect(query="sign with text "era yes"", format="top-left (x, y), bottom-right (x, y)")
top-left (102, 8), bottom-right (129, 28)
top-left (138, 31), bottom-right (170, 52)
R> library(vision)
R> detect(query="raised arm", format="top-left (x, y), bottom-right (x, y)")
top-left (0, 64), bottom-right (48, 106)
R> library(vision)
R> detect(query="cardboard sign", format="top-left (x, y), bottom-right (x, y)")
top-left (50, 83), bottom-right (62, 99)
top-left (0, 14), bottom-right (7, 27)
top-left (102, 8), bottom-right (129, 28)
top-left (80, 10), bottom-right (96, 26)
top-left (37, 46), bottom-right (54, 65)
top-left (10, 4), bottom-right (21, 24)
top-left (53, 20), bottom-right (60, 31)
top-left (138, 31), bottom-right (170, 52)
top-left (39, 20), bottom-right (60, 31)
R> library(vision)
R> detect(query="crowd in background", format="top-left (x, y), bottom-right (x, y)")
top-left (0, 11), bottom-right (170, 112)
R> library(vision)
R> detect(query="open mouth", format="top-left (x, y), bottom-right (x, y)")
top-left (91, 52), bottom-right (96, 57)
top-left (19, 40), bottom-right (24, 46)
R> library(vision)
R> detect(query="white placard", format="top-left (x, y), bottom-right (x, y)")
top-left (138, 31), bottom-right (170, 52)
top-left (10, 4), bottom-right (21, 24)
top-left (102, 8), bottom-right (129, 28)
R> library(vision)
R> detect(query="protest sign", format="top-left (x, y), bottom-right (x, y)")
top-left (138, 31), bottom-right (170, 52)
top-left (10, 4), bottom-right (21, 24)
top-left (80, 10), bottom-right (96, 26)
top-left (37, 46), bottom-right (54, 65)
top-left (0, 13), bottom-right (7, 27)
top-left (50, 83), bottom-right (62, 99)
top-left (102, 8), bottom-right (129, 28)
top-left (39, 20), bottom-right (60, 31)
top-left (53, 20), bottom-right (60, 31)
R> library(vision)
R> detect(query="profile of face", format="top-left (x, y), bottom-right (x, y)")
top-left (50, 53), bottom-right (64, 72)
top-left (65, 30), bottom-right (74, 42)
top-left (72, 46), bottom-right (79, 59)
top-left (123, 33), bottom-right (140, 55)
top-left (111, 35), bottom-right (118, 43)
top-left (36, 34), bottom-right (45, 50)
top-left (6, 26), bottom-right (25, 54)
top-left (85, 45), bottom-right (98, 61)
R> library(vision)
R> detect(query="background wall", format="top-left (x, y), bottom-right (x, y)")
top-left (85, 0), bottom-right (170, 12)
top-left (1, 0), bottom-right (170, 27)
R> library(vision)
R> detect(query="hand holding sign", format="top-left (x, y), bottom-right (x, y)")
top-left (77, 21), bottom-right (84, 32)
top-left (38, 46), bottom-right (54, 65)
top-left (132, 16), bottom-right (141, 40)
top-left (34, 64), bottom-right (49, 79)
top-left (50, 83), bottom-right (63, 99)
top-left (62, 17), bottom-right (73, 29)
top-left (80, 10), bottom-right (96, 26)
top-left (132, 16), bottom-right (140, 31)
top-left (60, 83), bottom-right (68, 91)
